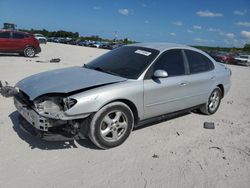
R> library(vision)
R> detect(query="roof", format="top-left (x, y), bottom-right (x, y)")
top-left (129, 42), bottom-right (198, 53)
top-left (0, 29), bottom-right (30, 35)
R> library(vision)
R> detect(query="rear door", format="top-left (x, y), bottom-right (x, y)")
top-left (11, 32), bottom-right (26, 51)
top-left (183, 50), bottom-right (216, 105)
top-left (0, 31), bottom-right (11, 51)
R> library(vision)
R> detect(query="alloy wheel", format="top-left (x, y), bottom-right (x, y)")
top-left (208, 90), bottom-right (220, 112)
top-left (25, 47), bottom-right (35, 57)
top-left (100, 110), bottom-right (128, 142)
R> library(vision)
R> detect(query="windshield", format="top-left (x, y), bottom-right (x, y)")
top-left (239, 55), bottom-right (249, 59)
top-left (86, 46), bottom-right (159, 79)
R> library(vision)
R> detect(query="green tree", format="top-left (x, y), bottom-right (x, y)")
top-left (243, 44), bottom-right (250, 52)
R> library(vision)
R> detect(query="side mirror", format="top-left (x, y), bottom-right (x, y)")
top-left (153, 69), bottom-right (168, 78)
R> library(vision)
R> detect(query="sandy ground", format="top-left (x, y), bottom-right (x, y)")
top-left (0, 43), bottom-right (250, 188)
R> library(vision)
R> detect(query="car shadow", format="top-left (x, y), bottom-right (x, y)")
top-left (134, 111), bottom-right (191, 131)
top-left (9, 111), bottom-right (99, 150)
top-left (0, 53), bottom-right (39, 58)
top-left (0, 53), bottom-right (20, 57)
top-left (9, 110), bottom-right (194, 150)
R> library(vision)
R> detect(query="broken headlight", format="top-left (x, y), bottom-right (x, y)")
top-left (63, 98), bottom-right (77, 110)
top-left (34, 97), bottom-right (77, 114)
top-left (35, 98), bottom-right (62, 113)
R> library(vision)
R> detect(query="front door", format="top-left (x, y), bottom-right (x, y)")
top-left (0, 31), bottom-right (11, 51)
top-left (143, 49), bottom-right (190, 119)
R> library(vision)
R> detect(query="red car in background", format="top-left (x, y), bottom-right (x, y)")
top-left (0, 30), bottom-right (41, 57)
top-left (208, 51), bottom-right (237, 64)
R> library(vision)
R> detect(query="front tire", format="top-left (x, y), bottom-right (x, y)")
top-left (24, 46), bottom-right (36, 57)
top-left (200, 87), bottom-right (222, 115)
top-left (88, 102), bottom-right (134, 149)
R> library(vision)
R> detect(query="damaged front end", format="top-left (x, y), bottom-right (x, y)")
top-left (1, 81), bottom-right (89, 141)
top-left (15, 90), bottom-right (91, 141)
top-left (1, 67), bottom-right (127, 141)
top-left (16, 92), bottom-right (91, 140)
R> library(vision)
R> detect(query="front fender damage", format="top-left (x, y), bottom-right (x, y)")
top-left (1, 80), bottom-right (90, 141)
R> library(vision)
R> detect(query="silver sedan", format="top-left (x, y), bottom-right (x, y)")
top-left (14, 43), bottom-right (231, 149)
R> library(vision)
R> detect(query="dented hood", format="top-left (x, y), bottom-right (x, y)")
top-left (16, 66), bottom-right (127, 100)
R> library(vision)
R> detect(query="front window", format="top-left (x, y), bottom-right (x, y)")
top-left (0, 32), bottom-right (10, 38)
top-left (152, 49), bottom-right (186, 77)
top-left (86, 46), bottom-right (159, 79)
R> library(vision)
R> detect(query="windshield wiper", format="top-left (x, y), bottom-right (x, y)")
top-left (92, 67), bottom-right (120, 76)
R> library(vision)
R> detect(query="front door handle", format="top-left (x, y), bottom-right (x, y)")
top-left (179, 82), bottom-right (188, 87)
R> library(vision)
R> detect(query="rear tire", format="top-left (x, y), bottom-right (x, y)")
top-left (24, 46), bottom-right (36, 57)
top-left (88, 102), bottom-right (134, 149)
top-left (200, 87), bottom-right (222, 115)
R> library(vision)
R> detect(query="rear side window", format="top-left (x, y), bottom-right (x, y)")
top-left (0, 32), bottom-right (10, 38)
top-left (185, 50), bottom-right (214, 74)
top-left (153, 49), bottom-right (185, 77)
top-left (12, 32), bottom-right (25, 39)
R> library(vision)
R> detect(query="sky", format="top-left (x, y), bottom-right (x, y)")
top-left (0, 0), bottom-right (250, 47)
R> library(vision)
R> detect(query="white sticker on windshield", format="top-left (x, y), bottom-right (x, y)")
top-left (135, 49), bottom-right (152, 56)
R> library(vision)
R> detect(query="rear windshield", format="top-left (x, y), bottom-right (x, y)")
top-left (87, 46), bottom-right (159, 79)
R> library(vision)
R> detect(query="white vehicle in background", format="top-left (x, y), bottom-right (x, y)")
top-left (34, 34), bottom-right (47, 44)
top-left (234, 55), bottom-right (250, 66)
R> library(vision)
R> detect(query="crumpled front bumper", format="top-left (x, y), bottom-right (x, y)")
top-left (18, 116), bottom-right (75, 141)
top-left (14, 96), bottom-right (76, 141)
top-left (14, 96), bottom-right (50, 131)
